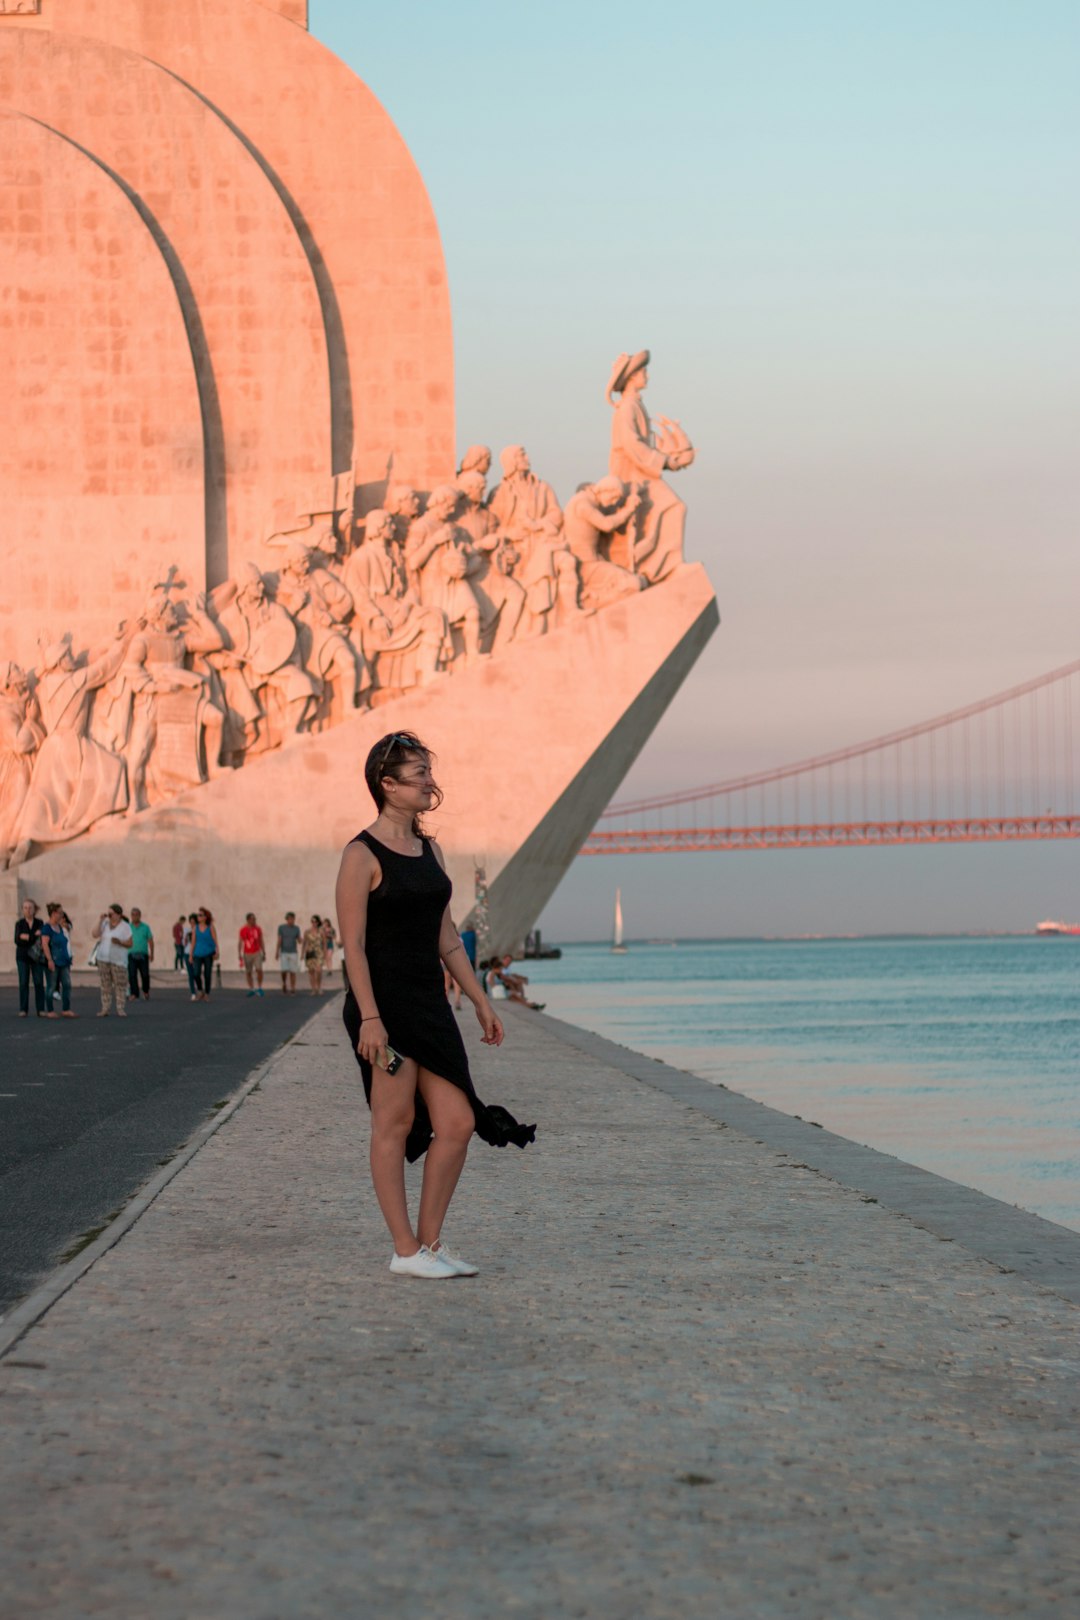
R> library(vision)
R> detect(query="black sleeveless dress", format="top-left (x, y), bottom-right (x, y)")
top-left (342, 829), bottom-right (536, 1163)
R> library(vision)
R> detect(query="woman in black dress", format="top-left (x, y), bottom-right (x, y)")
top-left (337, 731), bottom-right (535, 1279)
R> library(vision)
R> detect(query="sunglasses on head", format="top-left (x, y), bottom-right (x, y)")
top-left (379, 733), bottom-right (422, 771)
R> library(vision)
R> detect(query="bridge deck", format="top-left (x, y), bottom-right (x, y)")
top-left (583, 813), bottom-right (1080, 852)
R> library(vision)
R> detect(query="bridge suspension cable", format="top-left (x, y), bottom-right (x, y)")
top-left (583, 657), bottom-right (1080, 854)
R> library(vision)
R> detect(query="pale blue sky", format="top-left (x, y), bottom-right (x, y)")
top-left (312, 2), bottom-right (1080, 936)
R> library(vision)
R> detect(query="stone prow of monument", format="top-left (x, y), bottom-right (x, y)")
top-left (0, 0), bottom-right (719, 966)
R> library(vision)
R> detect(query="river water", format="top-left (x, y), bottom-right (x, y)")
top-left (519, 936), bottom-right (1080, 1233)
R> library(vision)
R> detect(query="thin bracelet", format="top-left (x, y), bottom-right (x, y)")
top-left (360, 1015), bottom-right (380, 1022)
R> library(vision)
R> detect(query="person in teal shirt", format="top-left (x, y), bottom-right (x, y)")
top-left (128, 907), bottom-right (155, 1001)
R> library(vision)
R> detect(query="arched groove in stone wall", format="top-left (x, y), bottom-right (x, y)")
top-left (0, 108), bottom-right (205, 669)
top-left (55, 0), bottom-right (455, 491)
top-left (153, 63), bottom-right (352, 477)
top-left (3, 27), bottom-right (335, 582)
top-left (20, 115), bottom-right (228, 587)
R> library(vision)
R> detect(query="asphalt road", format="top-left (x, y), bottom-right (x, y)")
top-left (0, 972), bottom-right (332, 1313)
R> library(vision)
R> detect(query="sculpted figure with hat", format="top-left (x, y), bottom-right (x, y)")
top-left (607, 349), bottom-right (695, 583)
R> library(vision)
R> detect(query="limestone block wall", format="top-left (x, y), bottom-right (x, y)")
top-left (1, 0), bottom-right (453, 663)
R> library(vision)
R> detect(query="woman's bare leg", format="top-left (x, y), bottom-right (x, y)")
top-left (369, 1060), bottom-right (418, 1254)
top-left (416, 1068), bottom-right (475, 1248)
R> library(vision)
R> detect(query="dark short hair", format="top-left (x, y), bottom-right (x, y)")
top-left (286, 911), bottom-right (296, 919)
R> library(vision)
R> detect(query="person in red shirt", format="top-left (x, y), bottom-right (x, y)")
top-left (238, 912), bottom-right (266, 997)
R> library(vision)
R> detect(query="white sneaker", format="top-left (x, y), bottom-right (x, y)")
top-left (388, 1245), bottom-right (457, 1279)
top-left (429, 1241), bottom-right (479, 1277)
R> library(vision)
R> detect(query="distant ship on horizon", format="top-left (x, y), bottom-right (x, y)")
top-left (1035, 919), bottom-right (1080, 935)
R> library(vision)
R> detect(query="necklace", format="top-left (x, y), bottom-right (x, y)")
top-left (376, 821), bottom-right (421, 855)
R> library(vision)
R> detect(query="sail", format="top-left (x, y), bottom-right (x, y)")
top-left (613, 888), bottom-right (625, 950)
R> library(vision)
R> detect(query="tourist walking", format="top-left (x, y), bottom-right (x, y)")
top-left (321, 916), bottom-right (336, 977)
top-left (127, 907), bottom-right (154, 1000)
top-left (302, 915), bottom-right (326, 995)
top-left (41, 902), bottom-right (76, 1017)
top-left (93, 904), bottom-right (132, 1017)
top-left (336, 730), bottom-right (535, 1281)
top-left (14, 897), bottom-right (47, 1018)
top-left (172, 915), bottom-right (186, 970)
top-left (190, 907), bottom-right (218, 1001)
top-left (276, 911), bottom-right (301, 995)
top-left (182, 912), bottom-right (198, 997)
top-left (239, 912), bottom-right (266, 996)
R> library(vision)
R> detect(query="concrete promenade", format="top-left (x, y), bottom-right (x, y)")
top-left (2, 1000), bottom-right (1078, 1619)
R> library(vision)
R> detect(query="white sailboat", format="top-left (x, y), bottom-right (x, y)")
top-left (611, 888), bottom-right (628, 953)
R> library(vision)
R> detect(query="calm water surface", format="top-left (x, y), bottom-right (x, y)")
top-left (521, 937), bottom-right (1080, 1233)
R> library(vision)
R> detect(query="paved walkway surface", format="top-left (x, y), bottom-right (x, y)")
top-left (2, 1000), bottom-right (1078, 1619)
top-left (0, 978), bottom-right (324, 1311)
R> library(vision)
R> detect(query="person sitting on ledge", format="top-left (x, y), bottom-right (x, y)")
top-left (483, 954), bottom-right (545, 1012)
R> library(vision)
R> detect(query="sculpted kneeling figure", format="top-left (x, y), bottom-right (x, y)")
top-left (564, 477), bottom-right (646, 612)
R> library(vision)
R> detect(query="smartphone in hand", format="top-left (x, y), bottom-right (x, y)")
top-left (377, 1044), bottom-right (405, 1076)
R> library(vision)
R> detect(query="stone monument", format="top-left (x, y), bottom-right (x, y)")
top-left (0, 0), bottom-right (718, 964)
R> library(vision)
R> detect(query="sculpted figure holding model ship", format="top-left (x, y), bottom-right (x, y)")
top-left (607, 348), bottom-right (694, 584)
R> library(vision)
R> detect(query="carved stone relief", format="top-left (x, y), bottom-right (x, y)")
top-left (1, 354), bottom-right (696, 865)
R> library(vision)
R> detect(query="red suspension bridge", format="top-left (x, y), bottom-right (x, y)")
top-left (583, 658), bottom-right (1080, 855)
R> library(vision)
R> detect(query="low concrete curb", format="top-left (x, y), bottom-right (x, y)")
top-left (0, 1001), bottom-right (329, 1360)
top-left (525, 1007), bottom-right (1080, 1306)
